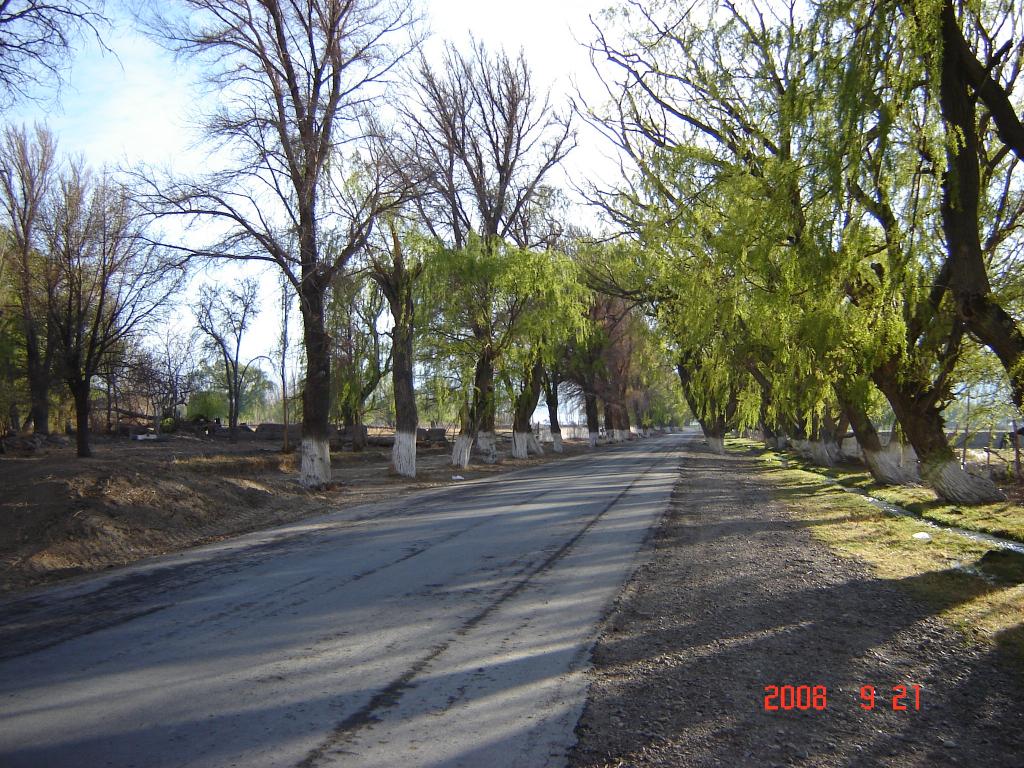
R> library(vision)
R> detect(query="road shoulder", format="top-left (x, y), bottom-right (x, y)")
top-left (569, 443), bottom-right (1024, 767)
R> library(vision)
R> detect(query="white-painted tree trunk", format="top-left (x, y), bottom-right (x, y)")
top-left (392, 431), bottom-right (416, 478)
top-left (451, 434), bottom-right (473, 468)
top-left (550, 431), bottom-right (564, 453)
top-left (707, 435), bottom-right (725, 454)
top-left (862, 449), bottom-right (917, 486)
top-left (809, 440), bottom-right (835, 468)
top-left (511, 431), bottom-right (529, 459)
top-left (475, 430), bottom-right (498, 464)
top-left (923, 459), bottom-right (1006, 504)
top-left (588, 430), bottom-right (599, 448)
top-left (300, 436), bottom-right (331, 488)
top-left (884, 435), bottom-right (920, 480)
top-left (527, 432), bottom-right (544, 455)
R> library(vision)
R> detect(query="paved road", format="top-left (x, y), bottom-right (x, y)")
top-left (0, 434), bottom-right (683, 767)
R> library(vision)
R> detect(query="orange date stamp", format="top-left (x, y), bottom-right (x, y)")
top-left (762, 684), bottom-right (922, 711)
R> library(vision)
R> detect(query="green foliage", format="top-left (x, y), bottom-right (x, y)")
top-left (188, 361), bottom-right (272, 423)
top-left (187, 389), bottom-right (226, 421)
top-left (326, 272), bottom-right (389, 425)
top-left (422, 233), bottom-right (589, 407)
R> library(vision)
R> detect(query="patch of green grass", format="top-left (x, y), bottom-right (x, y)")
top-left (871, 486), bottom-right (1024, 544)
top-left (763, 464), bottom-right (1024, 666)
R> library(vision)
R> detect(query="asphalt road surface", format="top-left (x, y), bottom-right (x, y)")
top-left (0, 434), bottom-right (683, 768)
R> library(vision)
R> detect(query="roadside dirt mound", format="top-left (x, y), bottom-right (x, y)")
top-left (0, 441), bottom-right (339, 593)
top-left (0, 434), bottom-right (587, 594)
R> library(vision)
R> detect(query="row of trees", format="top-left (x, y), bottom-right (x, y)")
top-left (0, 126), bottom-right (183, 455)
top-left (579, 0), bottom-right (1023, 504)
top-left (7, 0), bottom-right (1018, 507)
top-left (125, 0), bottom-right (693, 482)
top-left (0, 0), bottom-right (688, 478)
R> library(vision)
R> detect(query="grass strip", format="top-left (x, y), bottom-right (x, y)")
top-left (727, 437), bottom-right (1024, 544)
top-left (734, 443), bottom-right (1024, 666)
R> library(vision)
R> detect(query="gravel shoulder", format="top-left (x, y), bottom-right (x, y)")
top-left (570, 440), bottom-right (1024, 767)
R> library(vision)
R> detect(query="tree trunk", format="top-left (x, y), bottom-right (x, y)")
top-left (452, 351), bottom-right (496, 467)
top-left (676, 362), bottom-right (731, 454)
top-left (472, 352), bottom-right (497, 464)
top-left (544, 373), bottom-right (563, 453)
top-left (873, 366), bottom-right (1004, 503)
top-left (71, 381), bottom-right (91, 458)
top-left (390, 312), bottom-right (417, 477)
top-left (884, 423), bottom-right (921, 481)
top-left (228, 376), bottom-right (239, 443)
top-left (616, 402), bottom-right (633, 442)
top-left (511, 361), bottom-right (544, 460)
top-left (299, 284), bottom-right (332, 487)
top-left (584, 389), bottom-right (600, 448)
top-left (836, 385), bottom-right (916, 485)
top-left (805, 411), bottom-right (840, 468)
top-left (27, 357), bottom-right (49, 435)
top-left (343, 405), bottom-right (367, 452)
top-left (105, 377), bottom-right (113, 434)
top-left (451, 432), bottom-right (474, 469)
top-left (702, 419), bottom-right (727, 455)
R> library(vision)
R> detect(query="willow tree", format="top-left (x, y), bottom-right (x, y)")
top-left (399, 40), bottom-right (573, 466)
top-left (816, 0), bottom-right (1010, 501)
top-left (500, 248), bottom-right (586, 459)
top-left (423, 235), bottom-right (583, 467)
top-left (874, 0), bottom-right (1024, 410)
top-left (327, 271), bottom-right (388, 451)
top-left (587, 0), bottom-right (1007, 501)
top-left (138, 0), bottom-right (418, 487)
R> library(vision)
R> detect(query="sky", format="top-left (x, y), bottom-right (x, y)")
top-left (10, 0), bottom-right (613, 173)
top-left (5, 0), bottom-right (618, 415)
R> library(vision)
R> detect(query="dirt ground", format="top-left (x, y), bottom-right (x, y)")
top-left (0, 432), bottom-right (587, 594)
top-left (570, 443), bottom-right (1024, 768)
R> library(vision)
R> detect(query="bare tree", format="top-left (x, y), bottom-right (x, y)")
top-left (399, 39), bottom-right (574, 466)
top-left (135, 0), bottom-right (420, 487)
top-left (194, 278), bottom-right (259, 442)
top-left (129, 329), bottom-right (200, 433)
top-left (0, 123), bottom-right (56, 433)
top-left (44, 163), bottom-right (183, 457)
top-left (0, 1), bottom-right (108, 106)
